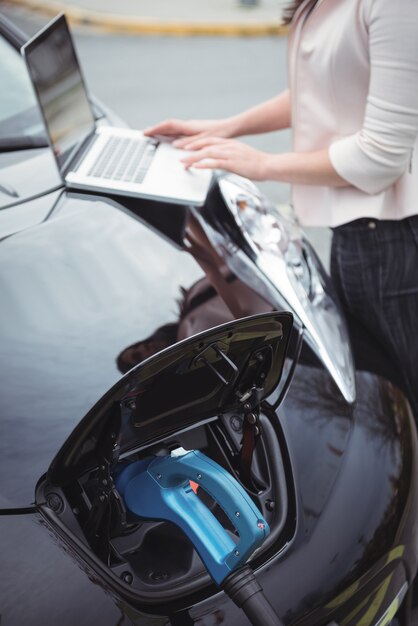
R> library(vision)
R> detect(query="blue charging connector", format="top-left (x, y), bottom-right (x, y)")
top-left (115, 448), bottom-right (270, 586)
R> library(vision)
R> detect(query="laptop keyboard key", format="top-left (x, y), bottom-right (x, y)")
top-left (88, 136), bottom-right (158, 184)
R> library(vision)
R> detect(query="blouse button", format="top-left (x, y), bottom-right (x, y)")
top-left (368, 221), bottom-right (377, 229)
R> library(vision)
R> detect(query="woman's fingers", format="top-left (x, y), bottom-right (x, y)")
top-left (180, 141), bottom-right (269, 180)
top-left (144, 119), bottom-right (198, 137)
top-left (145, 118), bottom-right (235, 143)
top-left (191, 158), bottom-right (230, 170)
top-left (177, 136), bottom-right (230, 150)
top-left (181, 145), bottom-right (231, 168)
top-left (144, 121), bottom-right (269, 178)
top-left (173, 133), bottom-right (208, 148)
top-left (144, 120), bottom-right (180, 136)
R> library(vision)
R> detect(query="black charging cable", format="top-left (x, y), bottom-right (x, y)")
top-left (223, 565), bottom-right (285, 626)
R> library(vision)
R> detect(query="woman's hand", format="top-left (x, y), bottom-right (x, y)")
top-left (180, 137), bottom-right (349, 187)
top-left (144, 91), bottom-right (292, 147)
top-left (180, 137), bottom-right (271, 180)
top-left (143, 118), bottom-right (237, 146)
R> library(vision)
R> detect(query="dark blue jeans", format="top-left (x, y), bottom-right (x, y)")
top-left (330, 216), bottom-right (418, 421)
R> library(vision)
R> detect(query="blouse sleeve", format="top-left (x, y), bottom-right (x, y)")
top-left (328, 0), bottom-right (418, 195)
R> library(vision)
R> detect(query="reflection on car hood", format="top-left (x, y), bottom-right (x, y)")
top-left (0, 148), bottom-right (62, 210)
top-left (0, 190), bottom-right (62, 239)
top-left (0, 193), bottom-right (204, 505)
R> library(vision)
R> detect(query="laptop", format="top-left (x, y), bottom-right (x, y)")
top-left (21, 14), bottom-right (212, 206)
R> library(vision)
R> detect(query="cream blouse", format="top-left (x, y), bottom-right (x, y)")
top-left (289, 0), bottom-right (418, 227)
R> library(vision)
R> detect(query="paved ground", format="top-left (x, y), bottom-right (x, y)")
top-left (5, 0), bottom-right (288, 35)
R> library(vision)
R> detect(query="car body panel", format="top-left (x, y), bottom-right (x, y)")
top-left (0, 512), bottom-right (132, 626)
top-left (1, 188), bottom-right (417, 625)
top-left (0, 149), bottom-right (61, 211)
top-left (0, 188), bottom-right (61, 238)
top-left (0, 193), bottom-right (204, 506)
top-left (1, 14), bottom-right (417, 626)
top-left (1, 367), bottom-right (415, 625)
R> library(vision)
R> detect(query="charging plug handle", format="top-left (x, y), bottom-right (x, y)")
top-left (115, 449), bottom-right (269, 585)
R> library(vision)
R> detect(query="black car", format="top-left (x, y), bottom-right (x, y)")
top-left (1, 12), bottom-right (417, 626)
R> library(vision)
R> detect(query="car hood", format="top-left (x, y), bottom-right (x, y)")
top-left (0, 183), bottom-right (356, 515)
top-left (0, 192), bottom-right (205, 506)
top-left (0, 148), bottom-right (62, 212)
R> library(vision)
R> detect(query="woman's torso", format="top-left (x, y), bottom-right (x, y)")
top-left (289, 0), bottom-right (418, 227)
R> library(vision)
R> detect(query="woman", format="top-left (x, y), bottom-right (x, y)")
top-left (145, 0), bottom-right (418, 419)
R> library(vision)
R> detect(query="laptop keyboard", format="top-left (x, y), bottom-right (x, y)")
top-left (87, 136), bottom-right (158, 184)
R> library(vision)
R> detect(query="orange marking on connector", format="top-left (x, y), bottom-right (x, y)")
top-left (189, 480), bottom-right (199, 494)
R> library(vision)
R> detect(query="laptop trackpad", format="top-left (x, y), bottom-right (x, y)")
top-left (144, 142), bottom-right (213, 204)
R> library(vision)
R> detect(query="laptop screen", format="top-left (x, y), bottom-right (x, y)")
top-left (22, 14), bottom-right (95, 172)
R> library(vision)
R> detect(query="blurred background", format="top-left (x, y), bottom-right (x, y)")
top-left (0, 0), bottom-right (331, 264)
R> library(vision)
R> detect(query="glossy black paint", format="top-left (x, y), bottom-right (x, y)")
top-left (0, 193), bottom-right (204, 505)
top-left (1, 188), bottom-right (417, 625)
top-left (1, 16), bottom-right (417, 626)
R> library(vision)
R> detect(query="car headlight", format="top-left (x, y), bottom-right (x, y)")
top-left (217, 174), bottom-right (356, 404)
top-left (218, 175), bottom-right (317, 302)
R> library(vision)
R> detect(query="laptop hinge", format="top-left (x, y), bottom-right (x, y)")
top-left (62, 131), bottom-right (98, 179)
